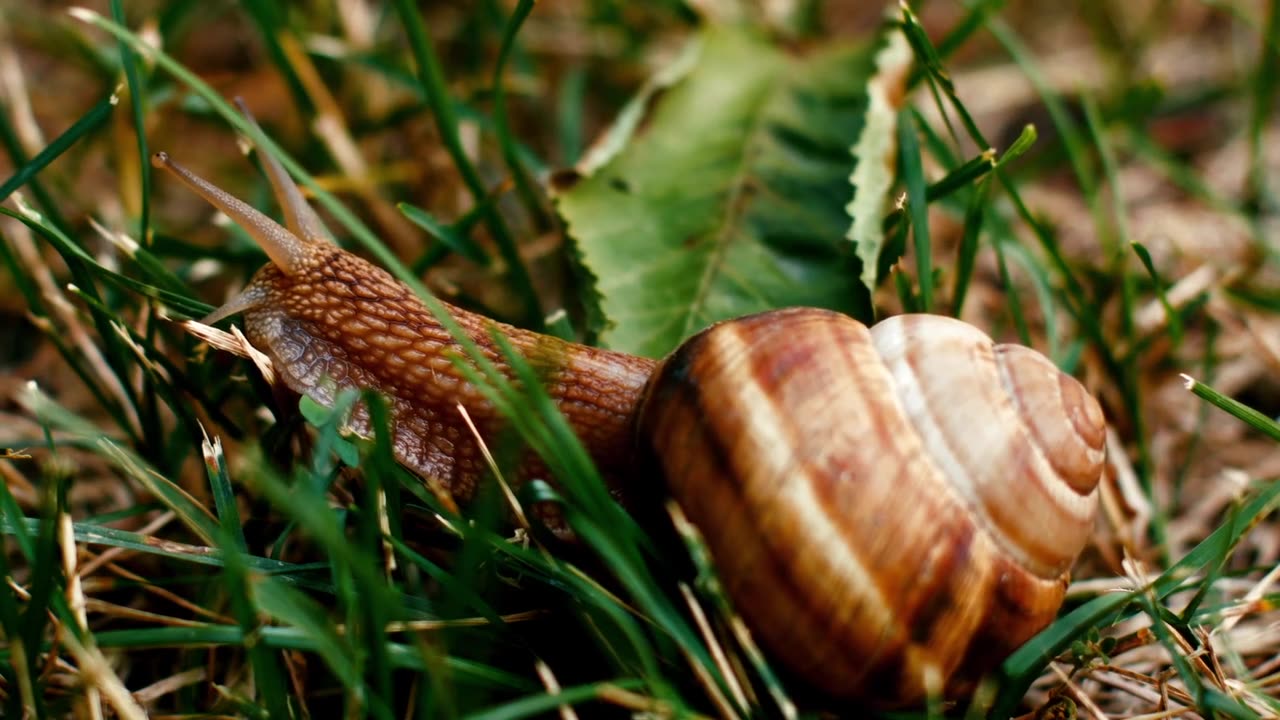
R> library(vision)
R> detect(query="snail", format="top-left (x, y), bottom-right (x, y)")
top-left (153, 110), bottom-right (1106, 707)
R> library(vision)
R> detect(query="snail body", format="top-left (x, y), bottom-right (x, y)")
top-left (155, 111), bottom-right (1105, 706)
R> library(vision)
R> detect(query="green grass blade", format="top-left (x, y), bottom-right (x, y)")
top-left (990, 475), bottom-right (1280, 715)
top-left (0, 101), bottom-right (70, 234)
top-left (897, 109), bottom-right (932, 311)
top-left (116, 237), bottom-right (199, 299)
top-left (221, 538), bottom-right (293, 719)
top-left (922, 147), bottom-right (994, 202)
top-left (17, 384), bottom-right (221, 544)
top-left (464, 679), bottom-right (646, 720)
top-left (1247, 0), bottom-right (1280, 206)
top-left (356, 394), bottom-right (396, 718)
top-left (110, 0), bottom-right (151, 243)
top-left (1202, 689), bottom-right (1265, 719)
top-left (951, 177), bottom-right (989, 317)
top-left (0, 230), bottom-right (138, 435)
top-left (1177, 500), bottom-right (1242, 623)
top-left (390, 0), bottom-right (544, 328)
top-left (237, 0), bottom-right (312, 112)
top-left (238, 449), bottom-right (403, 613)
top-left (1005, 241), bottom-right (1060, 361)
top-left (899, 6), bottom-right (984, 146)
top-left (470, 332), bottom-right (731, 712)
top-left (1085, 92), bottom-right (1152, 504)
top-left (933, 0), bottom-right (1002, 60)
top-left (997, 124), bottom-right (1039, 166)
top-left (990, 231), bottom-right (1030, 345)
top-left (252, 574), bottom-right (361, 688)
top-left (1183, 375), bottom-right (1280, 442)
top-left (20, 465), bottom-right (65, 716)
top-left (202, 434), bottom-right (247, 554)
top-left (1132, 590), bottom-right (1207, 710)
top-left (0, 92), bottom-right (115, 203)
top-left (0, 465), bottom-right (37, 562)
top-left (0, 208), bottom-right (212, 319)
top-left (399, 202), bottom-right (491, 265)
top-left (0, 516), bottom-right (330, 585)
top-left (386, 537), bottom-right (505, 627)
top-left (491, 0), bottom-right (545, 226)
top-left (985, 18), bottom-right (1100, 228)
top-left (1131, 241), bottom-right (1183, 346)
top-left (80, 625), bottom-right (536, 689)
top-left (557, 66), bottom-right (587, 166)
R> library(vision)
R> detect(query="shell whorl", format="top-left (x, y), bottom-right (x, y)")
top-left (638, 308), bottom-right (1105, 704)
top-left (870, 314), bottom-right (1104, 579)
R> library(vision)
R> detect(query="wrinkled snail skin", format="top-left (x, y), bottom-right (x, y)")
top-left (154, 119), bottom-right (1106, 706)
top-left (233, 254), bottom-right (656, 503)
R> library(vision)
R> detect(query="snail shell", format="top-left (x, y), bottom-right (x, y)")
top-left (638, 308), bottom-right (1105, 705)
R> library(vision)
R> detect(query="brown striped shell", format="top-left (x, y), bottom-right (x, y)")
top-left (637, 308), bottom-right (1105, 705)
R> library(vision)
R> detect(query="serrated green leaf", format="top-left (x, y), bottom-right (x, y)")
top-left (557, 26), bottom-right (881, 357)
top-left (847, 26), bottom-right (913, 294)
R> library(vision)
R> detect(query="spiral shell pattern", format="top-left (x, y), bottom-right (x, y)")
top-left (637, 308), bottom-right (1105, 705)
